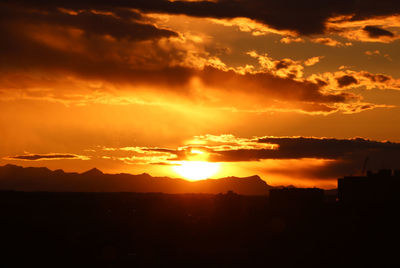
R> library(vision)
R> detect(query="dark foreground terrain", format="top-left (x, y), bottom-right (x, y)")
top-left (1, 191), bottom-right (399, 267)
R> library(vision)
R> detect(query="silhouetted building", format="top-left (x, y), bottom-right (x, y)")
top-left (338, 169), bottom-right (400, 204)
top-left (269, 187), bottom-right (324, 209)
top-left (215, 190), bottom-right (242, 217)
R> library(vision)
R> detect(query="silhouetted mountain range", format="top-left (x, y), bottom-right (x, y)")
top-left (0, 164), bottom-right (271, 195)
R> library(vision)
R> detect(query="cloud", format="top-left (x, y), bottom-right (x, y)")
top-left (0, 2), bottom-right (364, 115)
top-left (118, 134), bottom-right (400, 163)
top-left (197, 66), bottom-right (361, 114)
top-left (5, 153), bottom-right (89, 161)
top-left (310, 37), bottom-right (350, 47)
top-left (365, 50), bottom-right (380, 56)
top-left (0, 1), bottom-right (397, 115)
top-left (256, 137), bottom-right (400, 180)
top-left (208, 17), bottom-right (295, 36)
top-left (0, 5), bottom-right (189, 85)
top-left (1, 4), bottom-right (177, 42)
top-left (304, 56), bottom-right (323, 67)
top-left (308, 70), bottom-right (400, 91)
top-left (326, 15), bottom-right (400, 43)
top-left (97, 134), bottom-right (275, 165)
top-left (364, 50), bottom-right (393, 61)
top-left (205, 135), bottom-right (400, 180)
top-left (280, 37), bottom-right (305, 44)
top-left (247, 51), bottom-right (305, 79)
top-left (105, 134), bottom-right (400, 182)
top-left (336, 75), bottom-right (358, 88)
top-left (6, 0), bottom-right (400, 38)
top-left (256, 136), bottom-right (400, 158)
top-left (200, 137), bottom-right (400, 163)
top-left (363, 25), bottom-right (395, 38)
top-left (98, 146), bottom-right (179, 165)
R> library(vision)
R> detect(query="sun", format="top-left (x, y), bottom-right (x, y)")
top-left (172, 161), bottom-right (220, 181)
top-left (171, 148), bottom-right (220, 181)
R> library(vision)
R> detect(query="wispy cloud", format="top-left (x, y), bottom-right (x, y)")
top-left (5, 153), bottom-right (90, 161)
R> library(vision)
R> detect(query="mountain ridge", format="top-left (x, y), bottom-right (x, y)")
top-left (0, 164), bottom-right (272, 195)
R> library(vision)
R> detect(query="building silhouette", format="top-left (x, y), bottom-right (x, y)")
top-left (269, 187), bottom-right (324, 209)
top-left (338, 169), bottom-right (400, 204)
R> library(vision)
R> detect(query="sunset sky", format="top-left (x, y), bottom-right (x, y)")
top-left (1, 0), bottom-right (400, 188)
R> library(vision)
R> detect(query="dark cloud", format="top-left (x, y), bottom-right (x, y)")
top-left (255, 137), bottom-right (400, 180)
top-left (315, 79), bottom-right (328, 87)
top-left (310, 70), bottom-right (399, 93)
top-left (6, 0), bottom-right (400, 35)
top-left (0, 5), bottom-right (356, 113)
top-left (0, 27), bottom-right (351, 112)
top-left (336, 75), bottom-right (358, 87)
top-left (7, 154), bottom-right (83, 161)
top-left (148, 137), bottom-right (400, 162)
top-left (0, 23), bottom-right (193, 87)
top-left (262, 158), bottom-right (357, 180)
top-left (142, 136), bottom-right (400, 180)
top-left (213, 138), bottom-right (396, 162)
top-left (0, 1), bottom-right (386, 114)
top-left (0, 3), bottom-right (184, 84)
top-left (275, 60), bottom-right (291, 70)
top-left (220, 137), bottom-right (400, 180)
top-left (102, 136), bottom-right (400, 182)
top-left (362, 72), bottom-right (391, 83)
top-left (256, 137), bottom-right (400, 159)
top-left (1, 5), bottom-right (177, 42)
top-left (363, 25), bottom-right (395, 38)
top-left (200, 67), bottom-right (352, 104)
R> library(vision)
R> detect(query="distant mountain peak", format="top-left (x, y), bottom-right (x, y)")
top-left (244, 175), bottom-right (262, 180)
top-left (53, 169), bottom-right (65, 175)
top-left (4, 164), bottom-right (18, 168)
top-left (82, 168), bottom-right (103, 176)
top-left (3, 164), bottom-right (21, 169)
top-left (219, 175), bottom-right (268, 185)
top-left (0, 164), bottom-right (273, 195)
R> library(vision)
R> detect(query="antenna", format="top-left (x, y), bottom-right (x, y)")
top-left (361, 156), bottom-right (369, 176)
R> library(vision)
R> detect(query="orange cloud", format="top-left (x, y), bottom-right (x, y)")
top-left (247, 51), bottom-right (305, 79)
top-left (93, 134), bottom-right (400, 187)
top-left (326, 15), bottom-right (400, 43)
top-left (365, 50), bottom-right (380, 56)
top-left (310, 37), bottom-right (351, 47)
top-left (304, 56), bottom-right (323, 67)
top-left (280, 37), bottom-right (305, 44)
top-left (0, 1), bottom-right (398, 117)
top-left (0, 7), bottom-right (363, 116)
top-left (208, 17), bottom-right (297, 36)
top-left (309, 70), bottom-right (400, 91)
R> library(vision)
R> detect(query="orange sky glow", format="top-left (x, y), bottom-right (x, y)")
top-left (1, 1), bottom-right (400, 189)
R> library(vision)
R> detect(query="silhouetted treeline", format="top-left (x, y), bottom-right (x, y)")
top-left (1, 190), bottom-right (399, 267)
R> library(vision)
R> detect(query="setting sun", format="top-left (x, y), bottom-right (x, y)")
top-left (172, 161), bottom-right (220, 181)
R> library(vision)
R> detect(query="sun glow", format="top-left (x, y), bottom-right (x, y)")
top-left (172, 161), bottom-right (220, 181)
